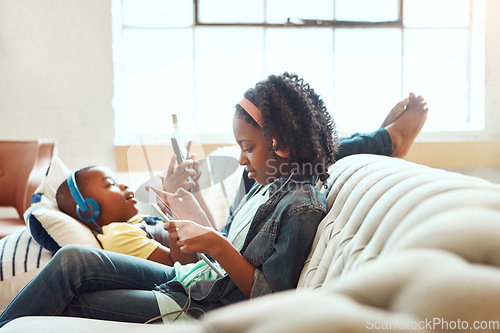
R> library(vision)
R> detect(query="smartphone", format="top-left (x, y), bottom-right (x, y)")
top-left (171, 133), bottom-right (194, 193)
top-left (148, 189), bottom-right (224, 277)
top-left (171, 133), bottom-right (189, 165)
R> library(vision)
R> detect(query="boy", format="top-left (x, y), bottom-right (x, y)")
top-left (56, 166), bottom-right (182, 265)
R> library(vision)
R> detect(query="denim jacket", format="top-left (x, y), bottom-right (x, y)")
top-left (156, 173), bottom-right (327, 318)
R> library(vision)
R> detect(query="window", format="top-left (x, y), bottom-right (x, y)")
top-left (112, 0), bottom-right (485, 145)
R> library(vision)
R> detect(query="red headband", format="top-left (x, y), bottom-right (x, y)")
top-left (237, 98), bottom-right (290, 158)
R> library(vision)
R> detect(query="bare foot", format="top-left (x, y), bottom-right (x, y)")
top-left (385, 93), bottom-right (428, 158)
top-left (380, 96), bottom-right (410, 128)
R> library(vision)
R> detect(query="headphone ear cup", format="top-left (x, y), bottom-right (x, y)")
top-left (76, 198), bottom-right (101, 223)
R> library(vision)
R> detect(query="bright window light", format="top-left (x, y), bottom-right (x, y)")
top-left (113, 0), bottom-right (485, 145)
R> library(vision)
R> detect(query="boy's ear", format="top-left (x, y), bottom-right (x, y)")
top-left (272, 137), bottom-right (290, 158)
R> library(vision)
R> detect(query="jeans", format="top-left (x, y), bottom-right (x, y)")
top-left (335, 129), bottom-right (393, 160)
top-left (0, 245), bottom-right (175, 327)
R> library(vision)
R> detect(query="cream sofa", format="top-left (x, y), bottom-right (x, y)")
top-left (3, 154), bottom-right (500, 333)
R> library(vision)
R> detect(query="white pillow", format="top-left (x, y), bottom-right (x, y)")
top-left (23, 156), bottom-right (101, 252)
top-left (0, 228), bottom-right (53, 312)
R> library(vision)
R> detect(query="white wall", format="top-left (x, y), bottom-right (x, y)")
top-left (0, 0), bottom-right (114, 170)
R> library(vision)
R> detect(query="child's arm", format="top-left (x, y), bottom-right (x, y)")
top-left (97, 223), bottom-right (183, 266)
top-left (146, 243), bottom-right (199, 266)
top-left (146, 244), bottom-right (174, 266)
top-left (165, 220), bottom-right (255, 298)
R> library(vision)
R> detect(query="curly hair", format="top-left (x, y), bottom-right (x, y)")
top-left (235, 72), bottom-right (339, 184)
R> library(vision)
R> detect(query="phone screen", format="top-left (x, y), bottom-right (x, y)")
top-left (171, 133), bottom-right (195, 193)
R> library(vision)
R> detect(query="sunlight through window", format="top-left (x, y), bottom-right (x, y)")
top-left (113, 0), bottom-right (485, 145)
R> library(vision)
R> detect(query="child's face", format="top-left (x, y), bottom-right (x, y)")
top-left (81, 167), bottom-right (138, 226)
top-left (233, 114), bottom-right (284, 185)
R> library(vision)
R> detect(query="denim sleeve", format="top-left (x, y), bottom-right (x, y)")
top-left (336, 128), bottom-right (393, 160)
top-left (250, 208), bottom-right (325, 298)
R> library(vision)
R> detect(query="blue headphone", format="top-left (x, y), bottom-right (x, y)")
top-left (67, 170), bottom-right (101, 228)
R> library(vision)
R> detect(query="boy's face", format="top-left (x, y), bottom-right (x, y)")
top-left (233, 114), bottom-right (284, 185)
top-left (81, 167), bottom-right (138, 226)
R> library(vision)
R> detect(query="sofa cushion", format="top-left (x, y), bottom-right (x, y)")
top-left (0, 228), bottom-right (53, 312)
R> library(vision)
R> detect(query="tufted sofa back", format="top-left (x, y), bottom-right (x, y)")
top-left (299, 154), bottom-right (500, 288)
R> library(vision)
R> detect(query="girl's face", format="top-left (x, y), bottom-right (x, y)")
top-left (233, 113), bottom-right (284, 185)
top-left (81, 167), bottom-right (138, 227)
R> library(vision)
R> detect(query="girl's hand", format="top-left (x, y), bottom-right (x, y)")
top-left (166, 220), bottom-right (256, 298)
top-left (168, 188), bottom-right (212, 227)
top-left (161, 155), bottom-right (197, 193)
top-left (161, 141), bottom-right (202, 193)
top-left (189, 153), bottom-right (202, 192)
top-left (148, 185), bottom-right (212, 227)
top-left (165, 220), bottom-right (226, 256)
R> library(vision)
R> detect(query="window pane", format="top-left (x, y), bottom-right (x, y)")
top-left (335, 0), bottom-right (400, 22)
top-left (264, 28), bottom-right (334, 112)
top-left (403, 29), bottom-right (470, 130)
top-left (199, 0), bottom-right (264, 23)
top-left (266, 0), bottom-right (333, 24)
top-left (404, 0), bottom-right (471, 28)
top-left (194, 27), bottom-right (265, 133)
top-left (122, 29), bottom-right (194, 137)
top-left (122, 0), bottom-right (193, 27)
top-left (334, 28), bottom-right (402, 132)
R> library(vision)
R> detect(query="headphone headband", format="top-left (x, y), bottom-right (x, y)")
top-left (67, 171), bottom-right (88, 212)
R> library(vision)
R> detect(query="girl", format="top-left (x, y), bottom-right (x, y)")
top-left (0, 72), bottom-right (424, 326)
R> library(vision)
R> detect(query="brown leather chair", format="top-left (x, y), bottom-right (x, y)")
top-left (0, 139), bottom-right (56, 239)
